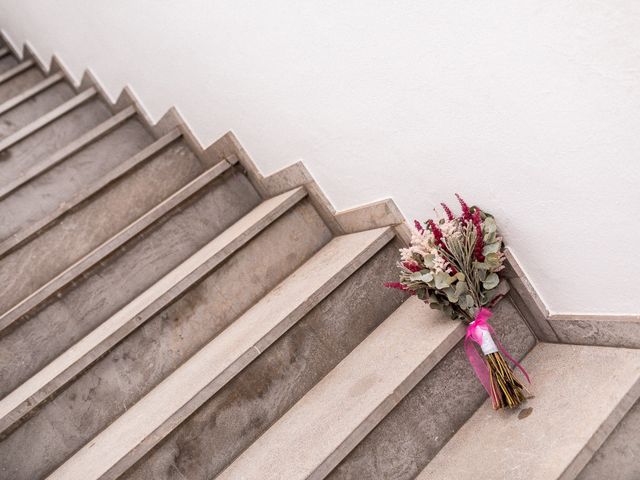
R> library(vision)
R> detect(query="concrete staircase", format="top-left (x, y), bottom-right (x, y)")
top-left (0, 36), bottom-right (638, 480)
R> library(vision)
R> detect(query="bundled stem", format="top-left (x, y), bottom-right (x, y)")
top-left (486, 352), bottom-right (527, 409)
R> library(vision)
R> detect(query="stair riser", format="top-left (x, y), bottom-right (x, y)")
top-left (0, 199), bottom-right (331, 480)
top-left (328, 296), bottom-right (536, 480)
top-left (0, 118), bottom-right (151, 240)
top-left (0, 55), bottom-right (18, 75)
top-left (122, 239), bottom-right (406, 480)
top-left (0, 168), bottom-right (261, 400)
top-left (0, 140), bottom-right (205, 316)
top-left (0, 67), bottom-right (45, 104)
top-left (0, 82), bottom-right (74, 139)
top-left (0, 97), bottom-right (113, 193)
top-left (577, 396), bottom-right (640, 480)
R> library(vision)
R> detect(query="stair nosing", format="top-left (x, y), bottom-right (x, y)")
top-left (0, 128), bottom-right (181, 261)
top-left (0, 71), bottom-right (66, 117)
top-left (0, 58), bottom-right (34, 86)
top-left (218, 298), bottom-right (465, 480)
top-left (416, 343), bottom-right (640, 480)
top-left (0, 133), bottom-right (235, 337)
top-left (0, 105), bottom-right (137, 200)
top-left (0, 86), bottom-right (96, 151)
top-left (0, 187), bottom-right (308, 438)
top-left (46, 226), bottom-right (395, 480)
top-left (0, 47), bottom-right (10, 59)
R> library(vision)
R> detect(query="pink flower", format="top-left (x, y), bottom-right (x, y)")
top-left (440, 203), bottom-right (454, 221)
top-left (427, 219), bottom-right (449, 251)
top-left (456, 193), bottom-right (473, 222)
top-left (472, 209), bottom-right (485, 261)
top-left (402, 261), bottom-right (421, 272)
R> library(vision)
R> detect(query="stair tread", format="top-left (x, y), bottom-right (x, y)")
top-left (417, 343), bottom-right (640, 480)
top-left (0, 65), bottom-right (46, 105)
top-left (0, 55), bottom-right (19, 75)
top-left (0, 109), bottom-right (148, 239)
top-left (48, 226), bottom-right (394, 480)
top-left (0, 187), bottom-right (307, 434)
top-left (0, 80), bottom-right (74, 140)
top-left (0, 132), bottom-right (198, 323)
top-left (219, 296), bottom-right (464, 480)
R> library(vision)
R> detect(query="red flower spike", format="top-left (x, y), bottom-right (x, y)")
top-left (414, 220), bottom-right (424, 233)
top-left (402, 261), bottom-right (421, 272)
top-left (440, 202), bottom-right (454, 221)
top-left (472, 209), bottom-right (485, 261)
top-left (455, 193), bottom-right (473, 222)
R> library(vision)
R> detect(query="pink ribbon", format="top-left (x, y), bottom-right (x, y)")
top-left (464, 307), bottom-right (530, 396)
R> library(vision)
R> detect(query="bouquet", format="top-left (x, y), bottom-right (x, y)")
top-left (386, 194), bottom-right (530, 410)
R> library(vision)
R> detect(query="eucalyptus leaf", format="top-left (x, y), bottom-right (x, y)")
top-left (435, 272), bottom-right (450, 290)
top-left (421, 272), bottom-right (434, 283)
top-left (482, 242), bottom-right (501, 255)
top-left (423, 254), bottom-right (435, 268)
top-left (484, 217), bottom-right (497, 233)
top-left (483, 272), bottom-right (499, 290)
top-left (445, 287), bottom-right (459, 303)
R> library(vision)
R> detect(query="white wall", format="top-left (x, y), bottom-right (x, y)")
top-left (1, 0), bottom-right (638, 314)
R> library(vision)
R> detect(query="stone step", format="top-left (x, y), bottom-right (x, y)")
top-left (0, 133), bottom-right (210, 325)
top-left (0, 57), bottom-right (28, 80)
top-left (0, 62), bottom-right (46, 104)
top-left (0, 47), bottom-right (10, 59)
top-left (218, 297), bottom-right (464, 480)
top-left (0, 105), bottom-right (139, 198)
top-left (47, 227), bottom-right (395, 480)
top-left (577, 396), bottom-right (640, 480)
top-left (328, 295), bottom-right (536, 479)
top-left (122, 231), bottom-right (405, 480)
top-left (0, 108), bottom-right (150, 237)
top-left (0, 71), bottom-right (62, 115)
top-left (417, 343), bottom-right (640, 480)
top-left (1, 192), bottom-right (330, 480)
top-left (0, 187), bottom-right (306, 437)
top-left (0, 92), bottom-right (114, 192)
top-left (0, 86), bottom-right (94, 148)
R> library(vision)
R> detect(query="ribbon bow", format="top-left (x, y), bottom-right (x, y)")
top-left (464, 307), bottom-right (530, 395)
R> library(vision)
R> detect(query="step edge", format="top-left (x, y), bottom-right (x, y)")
top-left (0, 86), bottom-right (96, 151)
top-left (311, 321), bottom-right (466, 480)
top-left (0, 133), bottom-right (231, 335)
top-left (0, 105), bottom-right (136, 200)
top-left (47, 227), bottom-right (394, 480)
top-left (0, 71), bottom-right (64, 116)
top-left (0, 127), bottom-right (180, 260)
top-left (0, 58), bottom-right (34, 86)
top-left (416, 343), bottom-right (640, 480)
top-left (220, 299), bottom-right (465, 480)
top-left (559, 373), bottom-right (640, 480)
top-left (0, 187), bottom-right (307, 438)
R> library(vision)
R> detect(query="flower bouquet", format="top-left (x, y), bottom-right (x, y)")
top-left (386, 194), bottom-right (530, 410)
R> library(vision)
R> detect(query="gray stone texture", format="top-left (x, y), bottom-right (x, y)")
top-left (0, 97), bottom-right (113, 193)
top-left (0, 55), bottom-right (18, 74)
top-left (0, 140), bottom-right (204, 315)
top-left (328, 295), bottom-right (536, 480)
top-left (0, 66), bottom-right (45, 104)
top-left (121, 239), bottom-right (406, 480)
top-left (0, 168), bottom-right (260, 399)
top-left (0, 117), bottom-right (152, 240)
top-left (577, 397), bottom-right (640, 480)
top-left (0, 82), bottom-right (74, 138)
top-left (0, 198), bottom-right (332, 480)
top-left (551, 316), bottom-right (640, 349)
